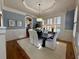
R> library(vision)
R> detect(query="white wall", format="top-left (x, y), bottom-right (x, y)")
top-left (6, 28), bottom-right (26, 41)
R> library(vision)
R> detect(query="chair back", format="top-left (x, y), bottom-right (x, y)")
top-left (28, 29), bottom-right (34, 44)
top-left (29, 29), bottom-right (39, 47)
top-left (33, 30), bottom-right (39, 47)
top-left (53, 32), bottom-right (60, 41)
top-left (46, 32), bottom-right (60, 49)
top-left (52, 32), bottom-right (60, 45)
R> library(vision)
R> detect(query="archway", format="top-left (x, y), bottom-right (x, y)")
top-left (25, 16), bottom-right (32, 37)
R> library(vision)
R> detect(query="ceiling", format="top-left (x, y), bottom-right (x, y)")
top-left (4, 0), bottom-right (76, 17)
top-left (24, 0), bottom-right (56, 12)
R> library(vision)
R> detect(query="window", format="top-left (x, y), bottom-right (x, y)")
top-left (42, 20), bottom-right (44, 25)
top-left (47, 19), bottom-right (50, 24)
top-left (46, 18), bottom-right (53, 31)
top-left (50, 18), bottom-right (53, 25)
top-left (54, 17), bottom-right (61, 24)
top-left (56, 17), bottom-right (61, 24)
top-left (54, 17), bottom-right (57, 24)
top-left (46, 26), bottom-right (52, 31)
top-left (54, 16), bottom-right (61, 32)
top-left (56, 28), bottom-right (61, 32)
top-left (47, 18), bottom-right (53, 25)
top-left (42, 17), bottom-right (61, 32)
top-left (73, 23), bottom-right (77, 37)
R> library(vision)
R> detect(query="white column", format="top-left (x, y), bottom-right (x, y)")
top-left (0, 27), bottom-right (6, 59)
top-left (0, 11), bottom-right (4, 27)
top-left (0, 0), bottom-right (4, 27)
top-left (0, 12), bottom-right (4, 27)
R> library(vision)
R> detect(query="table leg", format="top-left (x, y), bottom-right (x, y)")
top-left (42, 38), bottom-right (47, 47)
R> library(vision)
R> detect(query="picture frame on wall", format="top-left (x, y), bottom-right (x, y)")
top-left (9, 19), bottom-right (16, 27)
top-left (17, 20), bottom-right (23, 27)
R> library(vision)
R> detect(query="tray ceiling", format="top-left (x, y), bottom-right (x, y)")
top-left (4, 0), bottom-right (75, 17)
top-left (24, 0), bottom-right (56, 11)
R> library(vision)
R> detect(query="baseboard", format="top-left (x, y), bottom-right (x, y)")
top-left (57, 39), bottom-right (72, 44)
top-left (6, 37), bottom-right (27, 42)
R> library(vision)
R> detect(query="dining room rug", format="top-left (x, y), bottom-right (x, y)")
top-left (17, 38), bottom-right (67, 59)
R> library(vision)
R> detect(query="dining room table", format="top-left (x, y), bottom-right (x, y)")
top-left (41, 32), bottom-right (55, 47)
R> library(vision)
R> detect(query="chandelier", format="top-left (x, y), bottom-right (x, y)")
top-left (37, 3), bottom-right (43, 22)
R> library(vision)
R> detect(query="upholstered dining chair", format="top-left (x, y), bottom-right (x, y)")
top-left (28, 29), bottom-right (34, 45)
top-left (45, 32), bottom-right (60, 49)
top-left (28, 29), bottom-right (42, 47)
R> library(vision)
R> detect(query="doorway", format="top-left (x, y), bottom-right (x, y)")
top-left (25, 16), bottom-right (32, 38)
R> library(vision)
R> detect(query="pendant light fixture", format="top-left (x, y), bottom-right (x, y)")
top-left (37, 3), bottom-right (43, 22)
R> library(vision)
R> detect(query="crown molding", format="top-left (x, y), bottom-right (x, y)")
top-left (3, 6), bottom-right (26, 15)
top-left (3, 6), bottom-right (37, 18)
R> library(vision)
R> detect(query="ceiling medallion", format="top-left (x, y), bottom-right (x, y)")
top-left (23, 0), bottom-right (56, 13)
top-left (23, 0), bottom-right (38, 13)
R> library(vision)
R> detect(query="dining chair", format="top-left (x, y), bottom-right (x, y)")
top-left (46, 32), bottom-right (60, 49)
top-left (28, 29), bottom-right (34, 45)
top-left (28, 29), bottom-right (42, 47)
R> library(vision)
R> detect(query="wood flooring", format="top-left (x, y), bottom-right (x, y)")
top-left (7, 40), bottom-right (30, 59)
top-left (7, 39), bottom-right (75, 59)
top-left (66, 42), bottom-right (75, 59)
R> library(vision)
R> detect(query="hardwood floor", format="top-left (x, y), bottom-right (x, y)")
top-left (7, 39), bottom-right (75, 59)
top-left (66, 42), bottom-right (75, 59)
top-left (7, 40), bottom-right (30, 59)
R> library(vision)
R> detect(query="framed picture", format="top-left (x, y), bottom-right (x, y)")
top-left (17, 21), bottom-right (22, 27)
top-left (9, 20), bottom-right (16, 27)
